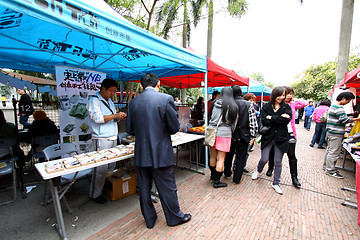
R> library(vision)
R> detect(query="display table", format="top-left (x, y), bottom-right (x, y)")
top-left (340, 142), bottom-right (359, 227)
top-left (357, 161), bottom-right (360, 227)
top-left (171, 132), bottom-right (205, 174)
top-left (35, 154), bottom-right (134, 240)
top-left (35, 132), bottom-right (204, 239)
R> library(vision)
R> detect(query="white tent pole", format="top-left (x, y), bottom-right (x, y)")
top-left (204, 71), bottom-right (208, 169)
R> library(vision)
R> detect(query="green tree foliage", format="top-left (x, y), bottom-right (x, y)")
top-left (0, 84), bottom-right (12, 97)
top-left (249, 72), bottom-right (275, 88)
top-left (292, 55), bottom-right (360, 101)
top-left (249, 72), bottom-right (264, 83)
top-left (227, 0), bottom-right (248, 18)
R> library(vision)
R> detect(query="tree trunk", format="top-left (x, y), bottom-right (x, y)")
top-left (181, 0), bottom-right (188, 104)
top-left (207, 0), bottom-right (214, 58)
top-left (336, 0), bottom-right (354, 84)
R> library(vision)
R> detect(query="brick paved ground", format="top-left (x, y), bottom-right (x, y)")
top-left (88, 124), bottom-right (360, 240)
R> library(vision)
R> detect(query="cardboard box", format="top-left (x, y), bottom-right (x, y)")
top-left (103, 169), bottom-right (137, 201)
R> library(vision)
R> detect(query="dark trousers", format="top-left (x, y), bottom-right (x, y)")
top-left (268, 142), bottom-right (298, 177)
top-left (311, 122), bottom-right (327, 147)
top-left (224, 139), bottom-right (249, 183)
top-left (136, 166), bottom-right (184, 228)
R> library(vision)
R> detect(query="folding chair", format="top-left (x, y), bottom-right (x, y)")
top-left (42, 143), bottom-right (92, 213)
top-left (30, 134), bottom-right (59, 166)
top-left (0, 138), bottom-right (21, 205)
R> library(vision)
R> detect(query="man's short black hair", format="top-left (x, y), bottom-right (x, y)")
top-left (336, 92), bottom-right (355, 101)
top-left (231, 85), bottom-right (243, 97)
top-left (141, 73), bottom-right (159, 89)
top-left (212, 91), bottom-right (220, 98)
top-left (101, 78), bottom-right (118, 89)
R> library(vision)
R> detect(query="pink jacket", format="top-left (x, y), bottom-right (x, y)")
top-left (289, 100), bottom-right (308, 139)
top-left (313, 105), bottom-right (329, 123)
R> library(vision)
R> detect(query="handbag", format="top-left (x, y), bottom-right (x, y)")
top-left (258, 117), bottom-right (270, 135)
top-left (204, 115), bottom-right (222, 147)
top-left (320, 110), bottom-right (328, 123)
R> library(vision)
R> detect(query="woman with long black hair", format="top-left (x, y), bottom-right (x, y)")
top-left (209, 87), bottom-right (238, 188)
top-left (251, 86), bottom-right (292, 194)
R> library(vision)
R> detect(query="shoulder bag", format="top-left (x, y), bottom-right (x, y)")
top-left (204, 115), bottom-right (222, 147)
top-left (320, 110), bottom-right (328, 123)
top-left (258, 117), bottom-right (270, 135)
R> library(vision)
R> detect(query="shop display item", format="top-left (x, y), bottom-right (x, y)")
top-left (63, 124), bottom-right (75, 134)
top-left (45, 161), bottom-right (64, 173)
top-left (63, 157), bottom-right (81, 169)
top-left (59, 95), bottom-right (71, 110)
top-left (69, 103), bottom-right (88, 119)
top-left (80, 123), bottom-right (89, 133)
top-left (63, 135), bottom-right (76, 143)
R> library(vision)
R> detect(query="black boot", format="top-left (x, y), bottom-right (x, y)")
top-left (289, 158), bottom-right (301, 188)
top-left (209, 166), bottom-right (216, 181)
top-left (213, 170), bottom-right (227, 188)
top-left (266, 168), bottom-right (273, 177)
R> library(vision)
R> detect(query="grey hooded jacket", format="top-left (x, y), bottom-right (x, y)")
top-left (209, 99), bottom-right (237, 138)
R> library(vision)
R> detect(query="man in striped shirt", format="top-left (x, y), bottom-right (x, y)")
top-left (324, 92), bottom-right (360, 178)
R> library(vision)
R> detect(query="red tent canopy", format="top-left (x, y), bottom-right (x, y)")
top-left (329, 65), bottom-right (360, 95)
top-left (158, 57), bottom-right (249, 89)
top-left (155, 47), bottom-right (248, 88)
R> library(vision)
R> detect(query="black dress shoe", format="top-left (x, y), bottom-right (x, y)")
top-left (169, 214), bottom-right (192, 227)
top-left (92, 195), bottom-right (107, 204)
top-left (243, 168), bottom-right (249, 173)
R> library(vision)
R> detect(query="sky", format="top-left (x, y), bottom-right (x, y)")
top-left (183, 0), bottom-right (360, 86)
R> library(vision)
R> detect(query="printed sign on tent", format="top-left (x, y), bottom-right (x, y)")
top-left (55, 66), bottom-right (106, 153)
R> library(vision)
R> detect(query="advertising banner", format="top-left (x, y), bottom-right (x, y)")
top-left (55, 66), bottom-right (106, 153)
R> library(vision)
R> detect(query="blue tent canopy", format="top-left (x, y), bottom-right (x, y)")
top-left (0, 0), bottom-right (207, 81)
top-left (206, 79), bottom-right (272, 101)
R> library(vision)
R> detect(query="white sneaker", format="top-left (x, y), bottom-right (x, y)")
top-left (272, 185), bottom-right (283, 195)
top-left (251, 171), bottom-right (260, 180)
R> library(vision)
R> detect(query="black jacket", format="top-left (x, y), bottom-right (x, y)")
top-left (232, 96), bottom-right (252, 142)
top-left (260, 101), bottom-right (292, 153)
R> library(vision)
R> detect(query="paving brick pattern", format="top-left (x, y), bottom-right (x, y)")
top-left (88, 125), bottom-right (360, 239)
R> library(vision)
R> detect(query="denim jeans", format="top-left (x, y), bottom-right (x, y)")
top-left (311, 122), bottom-right (326, 147)
top-left (19, 114), bottom-right (31, 128)
top-left (304, 116), bottom-right (312, 130)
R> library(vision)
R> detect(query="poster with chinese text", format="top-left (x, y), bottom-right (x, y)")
top-left (55, 66), bottom-right (106, 153)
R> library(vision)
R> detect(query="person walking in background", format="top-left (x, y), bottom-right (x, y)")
top-left (324, 92), bottom-right (360, 179)
top-left (266, 86), bottom-right (307, 188)
top-left (87, 78), bottom-right (126, 204)
top-left (208, 91), bottom-right (220, 113)
top-left (304, 101), bottom-right (315, 131)
top-left (310, 99), bottom-right (331, 149)
top-left (208, 87), bottom-right (238, 188)
top-left (243, 93), bottom-right (260, 153)
top-left (174, 96), bottom-right (182, 106)
top-left (126, 73), bottom-right (191, 228)
top-left (223, 86), bottom-right (257, 184)
top-left (17, 88), bottom-right (34, 129)
top-left (251, 86), bottom-right (292, 195)
top-left (194, 97), bottom-right (204, 126)
top-left (1, 95), bottom-right (6, 107)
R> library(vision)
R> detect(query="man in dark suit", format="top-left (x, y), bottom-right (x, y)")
top-left (126, 73), bottom-right (191, 229)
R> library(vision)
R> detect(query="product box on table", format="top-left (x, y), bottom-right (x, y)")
top-left (103, 168), bottom-right (137, 201)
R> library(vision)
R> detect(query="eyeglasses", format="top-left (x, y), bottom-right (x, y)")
top-left (107, 89), bottom-right (117, 94)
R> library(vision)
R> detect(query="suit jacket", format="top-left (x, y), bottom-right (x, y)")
top-left (126, 88), bottom-right (180, 168)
